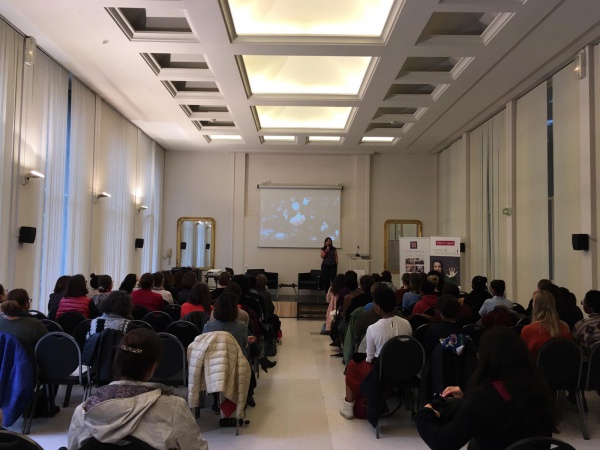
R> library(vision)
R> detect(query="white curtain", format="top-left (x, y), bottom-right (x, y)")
top-left (63, 79), bottom-right (96, 277)
top-left (33, 52), bottom-right (69, 309)
top-left (0, 20), bottom-right (23, 288)
top-left (196, 222), bottom-right (206, 268)
top-left (469, 110), bottom-right (507, 283)
top-left (151, 144), bottom-right (164, 271)
top-left (515, 83), bottom-right (549, 303)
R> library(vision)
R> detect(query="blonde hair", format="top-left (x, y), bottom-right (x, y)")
top-left (532, 290), bottom-right (560, 338)
top-left (427, 275), bottom-right (439, 289)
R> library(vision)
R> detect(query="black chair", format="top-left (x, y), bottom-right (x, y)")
top-left (165, 320), bottom-right (202, 349)
top-left (40, 319), bottom-right (64, 333)
top-left (126, 320), bottom-right (154, 332)
top-left (516, 316), bottom-right (531, 327)
top-left (375, 335), bottom-right (426, 438)
top-left (28, 332), bottom-right (89, 433)
top-left (56, 311), bottom-right (87, 335)
top-left (423, 307), bottom-right (436, 317)
top-left (78, 436), bottom-right (158, 449)
top-left (142, 311), bottom-right (173, 333)
top-left (163, 303), bottom-right (182, 322)
top-left (0, 430), bottom-right (44, 449)
top-left (504, 436), bottom-right (576, 450)
top-left (72, 319), bottom-right (92, 350)
top-left (132, 305), bottom-right (151, 320)
top-left (297, 270), bottom-right (324, 293)
top-left (181, 311), bottom-right (209, 333)
top-left (26, 310), bottom-right (46, 320)
top-left (413, 323), bottom-right (434, 344)
top-left (536, 338), bottom-right (588, 440)
top-left (462, 324), bottom-right (486, 347)
top-left (150, 333), bottom-right (187, 387)
top-left (511, 324), bottom-right (525, 335)
top-left (512, 303), bottom-right (527, 315)
top-left (245, 268), bottom-right (279, 290)
top-left (585, 344), bottom-right (600, 391)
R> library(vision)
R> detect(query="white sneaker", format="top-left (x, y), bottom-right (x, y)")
top-left (340, 400), bottom-right (354, 420)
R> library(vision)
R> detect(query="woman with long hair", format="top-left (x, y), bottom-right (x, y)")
top-left (325, 274), bottom-right (346, 333)
top-left (320, 236), bottom-right (338, 287)
top-left (57, 274), bottom-right (100, 319)
top-left (181, 282), bottom-right (213, 317)
top-left (119, 273), bottom-right (138, 294)
top-left (416, 326), bottom-right (554, 450)
top-left (521, 290), bottom-right (572, 358)
top-left (48, 275), bottom-right (71, 311)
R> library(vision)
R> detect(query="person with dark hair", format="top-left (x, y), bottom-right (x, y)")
top-left (422, 295), bottom-right (464, 355)
top-left (325, 274), bottom-right (346, 333)
top-left (558, 287), bottom-right (583, 329)
top-left (48, 275), bottom-right (71, 311)
top-left (371, 273), bottom-right (382, 283)
top-left (211, 271), bottom-right (231, 300)
top-left (0, 288), bottom-right (48, 360)
top-left (402, 272), bottom-right (423, 311)
top-left (119, 273), bottom-right (138, 294)
top-left (574, 290), bottom-right (600, 355)
top-left (214, 281), bottom-right (249, 326)
top-left (478, 279), bottom-right (513, 317)
top-left (181, 282), bottom-right (213, 317)
top-left (416, 326), bottom-right (554, 450)
top-left (344, 275), bottom-right (375, 321)
top-left (431, 260), bottom-right (458, 285)
top-left (0, 284), bottom-right (6, 303)
top-left (57, 274), bottom-right (100, 319)
top-left (255, 274), bottom-right (274, 317)
top-left (132, 273), bottom-right (165, 312)
top-left (67, 328), bottom-right (208, 450)
top-left (320, 236), bottom-right (338, 287)
top-left (152, 272), bottom-right (173, 304)
top-left (380, 270), bottom-right (396, 291)
top-left (92, 275), bottom-right (113, 306)
top-left (88, 273), bottom-right (100, 298)
top-left (341, 274), bottom-right (361, 318)
top-left (204, 293), bottom-right (253, 353)
top-left (162, 271), bottom-right (177, 303)
top-left (177, 272), bottom-right (197, 305)
top-left (340, 289), bottom-right (412, 420)
top-left (88, 291), bottom-right (132, 336)
top-left (395, 272), bottom-right (411, 305)
top-left (412, 281), bottom-right (438, 315)
top-left (464, 276), bottom-right (491, 319)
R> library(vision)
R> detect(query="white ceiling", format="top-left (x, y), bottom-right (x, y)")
top-left (1, 0), bottom-right (600, 154)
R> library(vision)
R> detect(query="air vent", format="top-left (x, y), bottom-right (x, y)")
top-left (162, 81), bottom-right (222, 99)
top-left (385, 84), bottom-right (436, 98)
top-left (401, 57), bottom-right (457, 73)
top-left (106, 7), bottom-right (196, 42)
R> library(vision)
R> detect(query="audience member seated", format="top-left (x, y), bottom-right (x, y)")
top-left (423, 295), bottom-right (464, 355)
top-left (521, 290), bottom-right (572, 359)
top-left (0, 288), bottom-right (48, 360)
top-left (0, 284), bottom-right (6, 303)
top-left (131, 273), bottom-right (165, 312)
top-left (478, 279), bottom-right (513, 317)
top-left (340, 289), bottom-right (412, 419)
top-left (353, 283), bottom-right (391, 345)
top-left (118, 273), bottom-right (138, 294)
top-left (559, 286), bottom-right (584, 330)
top-left (210, 271), bottom-right (230, 301)
top-left (325, 275), bottom-right (345, 334)
top-left (87, 273), bottom-right (100, 298)
top-left (395, 272), bottom-right (410, 305)
top-left (345, 275), bottom-right (375, 321)
top-left (427, 274), bottom-right (441, 296)
top-left (416, 326), bottom-right (554, 450)
top-left (162, 271), bottom-right (177, 304)
top-left (88, 291), bottom-right (132, 336)
top-left (463, 276), bottom-right (491, 320)
top-left (402, 272), bottom-right (423, 312)
top-left (152, 272), bottom-right (173, 304)
top-left (341, 272), bottom-right (360, 318)
top-left (57, 274), bottom-right (101, 319)
top-left (212, 282), bottom-right (249, 327)
top-left (255, 274), bottom-right (274, 318)
top-left (67, 328), bottom-right (208, 450)
top-left (177, 271), bottom-right (197, 305)
top-left (380, 270), bottom-right (396, 291)
top-left (574, 290), bottom-right (600, 355)
top-left (91, 275), bottom-right (112, 306)
top-left (181, 282), bottom-right (213, 317)
top-left (413, 281), bottom-right (438, 315)
top-left (47, 275), bottom-right (70, 311)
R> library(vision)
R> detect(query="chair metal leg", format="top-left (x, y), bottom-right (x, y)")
top-left (376, 422), bottom-right (380, 439)
top-left (64, 384), bottom-right (73, 408)
top-left (575, 391), bottom-right (590, 440)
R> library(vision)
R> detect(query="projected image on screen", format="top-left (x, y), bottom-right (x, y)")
top-left (259, 188), bottom-right (341, 248)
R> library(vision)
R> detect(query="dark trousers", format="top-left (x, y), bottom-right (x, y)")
top-left (321, 264), bottom-right (337, 288)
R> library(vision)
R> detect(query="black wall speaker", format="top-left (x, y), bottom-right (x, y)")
top-left (460, 243), bottom-right (466, 253)
top-left (180, 242), bottom-right (187, 250)
top-left (205, 243), bottom-right (211, 250)
top-left (19, 226), bottom-right (36, 244)
top-left (135, 238), bottom-right (144, 249)
top-left (572, 234), bottom-right (589, 251)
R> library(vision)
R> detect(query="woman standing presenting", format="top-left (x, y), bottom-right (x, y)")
top-left (321, 237), bottom-right (338, 287)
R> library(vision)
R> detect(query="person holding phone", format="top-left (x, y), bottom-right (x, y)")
top-left (320, 237), bottom-right (338, 287)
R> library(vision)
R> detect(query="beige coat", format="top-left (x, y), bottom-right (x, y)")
top-left (187, 331), bottom-right (250, 418)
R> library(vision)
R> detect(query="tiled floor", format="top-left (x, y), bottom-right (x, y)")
top-left (8, 318), bottom-right (600, 449)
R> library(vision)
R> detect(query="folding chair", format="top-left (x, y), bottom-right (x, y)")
top-left (0, 430), bottom-right (44, 449)
top-left (56, 311), bottom-right (87, 335)
top-left (163, 303), bottom-right (182, 321)
top-left (142, 311), bottom-right (173, 333)
top-left (40, 319), bottom-right (64, 333)
top-left (72, 319), bottom-right (92, 350)
top-left (164, 320), bottom-right (201, 349)
top-left (504, 436), bottom-right (576, 450)
top-left (126, 320), bottom-right (154, 332)
top-left (150, 333), bottom-right (187, 387)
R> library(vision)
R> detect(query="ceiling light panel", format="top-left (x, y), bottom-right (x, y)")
top-left (255, 106), bottom-right (353, 130)
top-left (208, 134), bottom-right (243, 141)
top-left (241, 55), bottom-right (372, 96)
top-left (308, 136), bottom-right (342, 143)
top-left (263, 136), bottom-right (296, 142)
top-left (224, 0), bottom-right (395, 38)
top-left (361, 136), bottom-right (395, 143)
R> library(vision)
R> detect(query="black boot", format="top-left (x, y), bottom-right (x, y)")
top-left (259, 356), bottom-right (277, 373)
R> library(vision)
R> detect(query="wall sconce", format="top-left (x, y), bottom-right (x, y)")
top-left (575, 49), bottom-right (586, 80)
top-left (23, 170), bottom-right (45, 185)
top-left (137, 205), bottom-right (148, 214)
top-left (95, 192), bottom-right (111, 203)
top-left (24, 37), bottom-right (36, 66)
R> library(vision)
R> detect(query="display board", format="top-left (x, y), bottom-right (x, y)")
top-left (399, 236), bottom-right (461, 286)
top-left (399, 238), bottom-right (430, 274)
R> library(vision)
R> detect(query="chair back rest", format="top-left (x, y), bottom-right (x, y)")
top-left (72, 319), bottom-right (92, 350)
top-left (132, 305), bottom-right (150, 320)
top-left (152, 333), bottom-right (186, 382)
top-left (35, 332), bottom-right (82, 384)
top-left (126, 320), bottom-right (154, 333)
top-left (379, 335), bottom-right (425, 383)
top-left (517, 316), bottom-right (531, 326)
top-left (83, 328), bottom-right (124, 387)
top-left (462, 324), bottom-right (486, 346)
top-left (142, 311), bottom-right (173, 333)
top-left (504, 436), bottom-right (576, 450)
top-left (56, 311), bottom-right (87, 335)
top-left (181, 312), bottom-right (209, 333)
top-left (585, 344), bottom-right (600, 391)
top-left (40, 319), bottom-right (64, 333)
top-left (413, 323), bottom-right (434, 344)
top-left (536, 338), bottom-right (582, 389)
top-left (164, 320), bottom-right (201, 348)
top-left (0, 430), bottom-right (44, 449)
top-left (26, 310), bottom-right (46, 320)
top-left (162, 304), bottom-right (181, 321)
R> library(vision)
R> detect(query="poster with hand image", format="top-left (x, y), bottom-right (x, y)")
top-left (429, 237), bottom-right (461, 286)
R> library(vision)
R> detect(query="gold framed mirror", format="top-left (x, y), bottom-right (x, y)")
top-left (384, 220), bottom-right (423, 274)
top-left (176, 217), bottom-right (215, 270)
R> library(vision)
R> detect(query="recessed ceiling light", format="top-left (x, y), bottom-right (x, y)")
top-left (242, 55), bottom-right (372, 96)
top-left (209, 134), bottom-right (243, 141)
top-left (226, 0), bottom-right (395, 37)
top-left (256, 106), bottom-right (352, 130)
top-left (361, 136), bottom-right (395, 143)
top-left (263, 135), bottom-right (296, 142)
top-left (308, 136), bottom-right (341, 143)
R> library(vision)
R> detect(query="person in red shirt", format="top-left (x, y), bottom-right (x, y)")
top-left (412, 281), bottom-right (438, 315)
top-left (131, 273), bottom-right (165, 312)
top-left (521, 290), bottom-right (572, 359)
top-left (181, 282), bottom-right (213, 317)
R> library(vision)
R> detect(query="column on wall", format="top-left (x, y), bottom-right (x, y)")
top-left (515, 83), bottom-right (549, 303)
